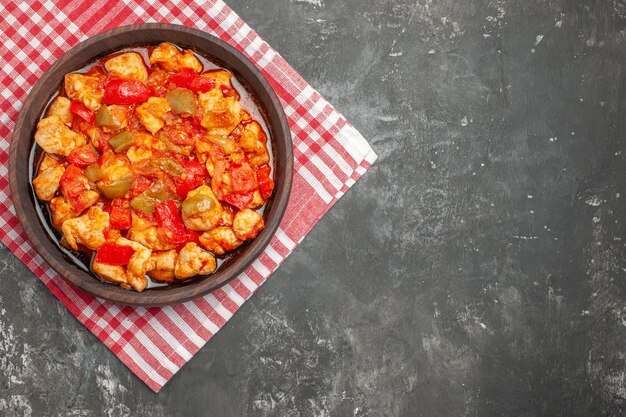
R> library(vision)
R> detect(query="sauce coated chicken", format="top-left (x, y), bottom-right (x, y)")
top-left (32, 44), bottom-right (275, 292)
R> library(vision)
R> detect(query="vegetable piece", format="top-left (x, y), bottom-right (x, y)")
top-left (257, 165), bottom-right (274, 200)
top-left (69, 100), bottom-right (95, 125)
top-left (109, 199), bottom-right (132, 229)
top-left (176, 229), bottom-right (201, 252)
top-left (108, 131), bottom-right (135, 152)
top-left (60, 164), bottom-right (87, 199)
top-left (155, 200), bottom-right (187, 244)
top-left (102, 79), bottom-right (151, 105)
top-left (67, 144), bottom-right (98, 167)
top-left (169, 69), bottom-right (215, 93)
top-left (152, 158), bottom-right (185, 176)
top-left (131, 159), bottom-right (160, 176)
top-left (166, 88), bottom-right (197, 116)
top-left (130, 180), bottom-right (175, 214)
top-left (223, 192), bottom-right (254, 210)
top-left (84, 163), bottom-right (104, 182)
top-left (95, 105), bottom-right (119, 128)
top-left (190, 115), bottom-right (207, 133)
top-left (174, 159), bottom-right (208, 198)
top-left (98, 175), bottom-right (133, 199)
top-left (206, 135), bottom-right (239, 154)
top-left (94, 242), bottom-right (135, 265)
top-left (181, 195), bottom-right (215, 217)
top-left (129, 176), bottom-right (153, 198)
top-left (230, 162), bottom-right (258, 194)
top-left (158, 135), bottom-right (191, 156)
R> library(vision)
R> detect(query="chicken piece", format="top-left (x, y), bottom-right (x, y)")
top-left (220, 208), bottom-right (235, 227)
top-left (116, 237), bottom-right (150, 292)
top-left (49, 197), bottom-right (76, 229)
top-left (194, 139), bottom-right (213, 164)
top-left (147, 68), bottom-right (170, 96)
top-left (231, 121), bottom-right (270, 168)
top-left (64, 73), bottom-right (104, 111)
top-left (101, 105), bottom-right (129, 133)
top-left (194, 140), bottom-right (231, 178)
top-left (147, 249), bottom-right (177, 282)
top-left (126, 145), bottom-right (153, 163)
top-left (46, 96), bottom-right (73, 124)
top-left (130, 131), bottom-right (165, 152)
top-left (135, 97), bottom-right (171, 134)
top-left (149, 43), bottom-right (203, 73)
top-left (232, 209), bottom-right (264, 240)
top-left (181, 185), bottom-right (223, 231)
top-left (197, 88), bottom-right (241, 133)
top-left (174, 242), bottom-right (216, 279)
top-left (104, 52), bottom-right (148, 82)
top-left (240, 110), bottom-right (252, 121)
top-left (202, 70), bottom-right (234, 88)
top-left (98, 154), bottom-right (133, 186)
top-left (199, 226), bottom-right (243, 255)
top-left (127, 215), bottom-right (177, 251)
top-left (92, 261), bottom-right (128, 287)
top-left (247, 190), bottom-right (265, 210)
top-left (33, 162), bottom-right (65, 201)
top-left (39, 154), bottom-right (60, 172)
top-left (61, 206), bottom-right (109, 250)
top-left (34, 115), bottom-right (87, 156)
top-left (177, 50), bottom-right (203, 73)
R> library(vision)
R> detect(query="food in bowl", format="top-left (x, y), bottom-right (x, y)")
top-left (31, 43), bottom-right (275, 292)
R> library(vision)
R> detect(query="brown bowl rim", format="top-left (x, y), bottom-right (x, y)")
top-left (8, 23), bottom-right (293, 306)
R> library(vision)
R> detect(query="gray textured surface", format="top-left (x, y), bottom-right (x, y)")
top-left (2, 0), bottom-right (626, 415)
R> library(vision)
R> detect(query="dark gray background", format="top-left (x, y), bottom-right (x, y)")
top-left (2, 0), bottom-right (626, 415)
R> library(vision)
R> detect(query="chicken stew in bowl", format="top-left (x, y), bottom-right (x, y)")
top-left (31, 43), bottom-right (275, 292)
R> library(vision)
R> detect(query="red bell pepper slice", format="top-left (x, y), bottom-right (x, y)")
top-left (155, 200), bottom-right (187, 244)
top-left (176, 229), bottom-right (201, 252)
top-left (67, 144), bottom-right (98, 167)
top-left (190, 114), bottom-right (207, 133)
top-left (257, 165), bottom-right (275, 200)
top-left (174, 159), bottom-right (208, 198)
top-left (129, 176), bottom-right (153, 199)
top-left (109, 199), bottom-right (132, 230)
top-left (102, 79), bottom-right (152, 105)
top-left (223, 192), bottom-right (254, 210)
top-left (169, 69), bottom-right (215, 93)
top-left (60, 165), bottom-right (88, 208)
top-left (230, 162), bottom-right (258, 194)
top-left (94, 242), bottom-right (135, 265)
top-left (69, 100), bottom-right (95, 125)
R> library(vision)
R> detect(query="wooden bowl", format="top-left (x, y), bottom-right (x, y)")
top-left (9, 23), bottom-right (293, 306)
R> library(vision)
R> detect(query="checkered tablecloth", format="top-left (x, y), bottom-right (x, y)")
top-left (0, 0), bottom-right (377, 392)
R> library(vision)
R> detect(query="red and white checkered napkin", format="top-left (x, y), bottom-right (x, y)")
top-left (0, 0), bottom-right (376, 391)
